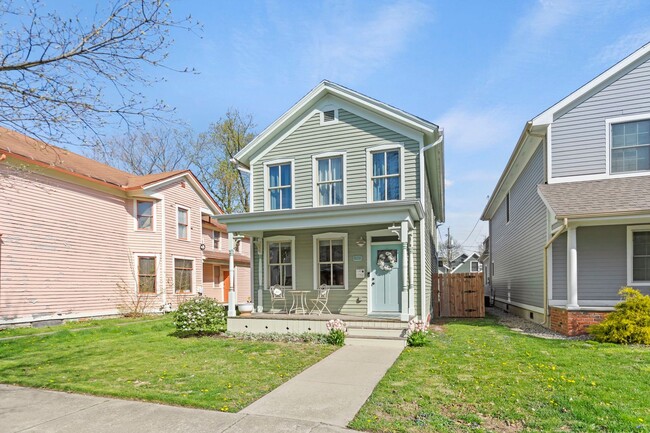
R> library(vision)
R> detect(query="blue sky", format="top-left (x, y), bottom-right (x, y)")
top-left (63, 1), bottom-right (650, 251)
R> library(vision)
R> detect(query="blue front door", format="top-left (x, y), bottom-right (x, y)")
top-left (371, 244), bottom-right (401, 312)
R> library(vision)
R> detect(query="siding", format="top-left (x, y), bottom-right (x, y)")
top-left (252, 108), bottom-right (421, 211)
top-left (0, 164), bottom-right (131, 320)
top-left (423, 179), bottom-right (436, 320)
top-left (552, 56), bottom-right (650, 178)
top-left (551, 233), bottom-right (567, 301)
top-left (491, 142), bottom-right (547, 308)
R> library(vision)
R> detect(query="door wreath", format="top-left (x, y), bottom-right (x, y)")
top-left (376, 249), bottom-right (397, 271)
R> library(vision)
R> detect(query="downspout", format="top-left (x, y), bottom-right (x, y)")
top-left (543, 217), bottom-right (567, 325)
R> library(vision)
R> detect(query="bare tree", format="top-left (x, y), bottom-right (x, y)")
top-left (190, 109), bottom-right (254, 213)
top-left (90, 127), bottom-right (191, 175)
top-left (438, 232), bottom-right (463, 270)
top-left (0, 0), bottom-right (198, 144)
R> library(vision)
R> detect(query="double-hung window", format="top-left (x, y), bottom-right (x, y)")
top-left (213, 230), bottom-right (220, 250)
top-left (317, 239), bottom-right (345, 288)
top-left (371, 149), bottom-right (400, 201)
top-left (137, 256), bottom-right (156, 293)
top-left (268, 241), bottom-right (292, 288)
top-left (629, 227), bottom-right (650, 284)
top-left (268, 163), bottom-right (292, 210)
top-left (316, 156), bottom-right (343, 206)
top-left (611, 119), bottom-right (650, 174)
top-left (174, 258), bottom-right (193, 293)
top-left (177, 207), bottom-right (189, 240)
top-left (136, 201), bottom-right (153, 230)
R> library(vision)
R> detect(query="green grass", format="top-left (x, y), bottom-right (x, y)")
top-left (0, 316), bottom-right (162, 338)
top-left (0, 316), bottom-right (335, 412)
top-left (350, 316), bottom-right (650, 433)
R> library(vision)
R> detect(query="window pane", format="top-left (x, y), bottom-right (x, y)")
top-left (373, 178), bottom-right (385, 201)
top-left (331, 240), bottom-right (343, 261)
top-left (633, 257), bottom-right (650, 281)
top-left (319, 264), bottom-right (332, 285)
top-left (270, 265), bottom-right (280, 285)
top-left (178, 225), bottom-right (187, 239)
top-left (138, 215), bottom-right (152, 230)
top-left (319, 241), bottom-right (330, 262)
top-left (331, 157), bottom-right (342, 180)
top-left (332, 264), bottom-right (344, 286)
top-left (269, 243), bottom-right (279, 264)
top-left (139, 257), bottom-right (155, 274)
top-left (387, 176), bottom-right (400, 200)
top-left (270, 189), bottom-right (280, 210)
top-left (373, 152), bottom-right (385, 176)
top-left (283, 265), bottom-right (292, 286)
top-left (269, 165), bottom-right (279, 187)
top-left (281, 188), bottom-right (292, 209)
top-left (634, 232), bottom-right (650, 255)
top-left (178, 209), bottom-right (187, 224)
top-left (138, 201), bottom-right (153, 217)
top-left (280, 163), bottom-right (291, 186)
top-left (139, 276), bottom-right (156, 293)
top-left (332, 181), bottom-right (343, 205)
top-left (318, 159), bottom-right (329, 182)
top-left (319, 184), bottom-right (330, 206)
top-left (281, 243), bottom-right (291, 263)
top-left (386, 151), bottom-right (399, 174)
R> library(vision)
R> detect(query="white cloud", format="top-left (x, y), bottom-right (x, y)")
top-left (437, 107), bottom-right (520, 152)
top-left (444, 178), bottom-right (454, 188)
top-left (303, 0), bottom-right (433, 83)
top-left (594, 29), bottom-right (650, 66)
top-left (521, 0), bottom-right (584, 40)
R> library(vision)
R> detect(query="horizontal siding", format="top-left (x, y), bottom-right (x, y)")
top-left (252, 106), bottom-right (420, 211)
top-left (552, 56), bottom-right (650, 178)
top-left (491, 142), bottom-right (546, 308)
top-left (551, 233), bottom-right (567, 301)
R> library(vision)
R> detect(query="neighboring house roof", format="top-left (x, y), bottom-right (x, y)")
top-left (202, 215), bottom-right (228, 232)
top-left (538, 176), bottom-right (650, 219)
top-left (231, 80), bottom-right (445, 222)
top-left (0, 126), bottom-right (222, 215)
top-left (202, 250), bottom-right (250, 266)
top-left (450, 252), bottom-right (480, 273)
top-left (482, 42), bottom-right (650, 221)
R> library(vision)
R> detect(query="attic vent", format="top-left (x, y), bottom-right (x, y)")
top-left (323, 110), bottom-right (336, 122)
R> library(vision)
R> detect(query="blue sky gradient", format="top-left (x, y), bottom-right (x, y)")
top-left (58, 1), bottom-right (650, 251)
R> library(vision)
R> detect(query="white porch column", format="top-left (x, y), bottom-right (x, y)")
top-left (408, 231), bottom-right (415, 317)
top-left (228, 232), bottom-right (236, 317)
top-left (567, 226), bottom-right (579, 309)
top-left (256, 238), bottom-right (264, 313)
top-left (400, 221), bottom-right (410, 321)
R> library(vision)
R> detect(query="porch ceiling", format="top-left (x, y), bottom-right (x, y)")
top-left (218, 200), bottom-right (423, 233)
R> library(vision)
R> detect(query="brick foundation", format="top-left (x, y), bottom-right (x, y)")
top-left (549, 307), bottom-right (610, 336)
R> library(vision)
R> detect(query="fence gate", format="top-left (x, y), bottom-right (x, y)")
top-left (433, 272), bottom-right (485, 318)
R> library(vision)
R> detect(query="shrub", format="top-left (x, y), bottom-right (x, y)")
top-left (326, 319), bottom-right (347, 346)
top-left (173, 297), bottom-right (227, 336)
top-left (588, 288), bottom-right (650, 344)
top-left (406, 318), bottom-right (430, 347)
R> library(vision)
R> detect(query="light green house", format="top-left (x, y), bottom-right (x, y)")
top-left (219, 81), bottom-right (445, 323)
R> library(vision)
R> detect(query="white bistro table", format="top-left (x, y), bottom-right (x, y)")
top-left (288, 290), bottom-right (309, 315)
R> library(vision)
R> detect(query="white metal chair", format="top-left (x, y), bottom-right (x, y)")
top-left (269, 284), bottom-right (286, 314)
top-left (309, 284), bottom-right (331, 315)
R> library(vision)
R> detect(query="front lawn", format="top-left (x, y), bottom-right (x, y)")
top-left (0, 316), bottom-right (335, 412)
top-left (351, 317), bottom-right (650, 433)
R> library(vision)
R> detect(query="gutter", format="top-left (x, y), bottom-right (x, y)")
top-left (543, 217), bottom-right (567, 326)
top-left (230, 157), bottom-right (250, 173)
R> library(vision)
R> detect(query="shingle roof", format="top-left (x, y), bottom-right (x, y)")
top-left (0, 126), bottom-right (187, 189)
top-left (538, 176), bottom-right (650, 218)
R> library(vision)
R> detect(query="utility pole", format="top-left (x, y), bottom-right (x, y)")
top-left (446, 227), bottom-right (451, 273)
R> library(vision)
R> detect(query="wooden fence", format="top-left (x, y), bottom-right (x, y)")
top-left (433, 272), bottom-right (485, 318)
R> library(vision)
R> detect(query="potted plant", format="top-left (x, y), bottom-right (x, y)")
top-left (238, 297), bottom-right (254, 316)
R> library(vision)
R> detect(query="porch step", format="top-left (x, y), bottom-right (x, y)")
top-left (347, 327), bottom-right (406, 339)
top-left (346, 321), bottom-right (406, 330)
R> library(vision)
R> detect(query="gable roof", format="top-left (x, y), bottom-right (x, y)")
top-left (450, 252), bottom-right (480, 273)
top-left (482, 42), bottom-right (650, 221)
top-left (0, 126), bottom-right (222, 215)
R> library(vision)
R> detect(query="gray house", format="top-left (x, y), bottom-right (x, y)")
top-left (220, 81), bottom-right (445, 323)
top-left (450, 252), bottom-right (481, 274)
top-left (482, 43), bottom-right (650, 335)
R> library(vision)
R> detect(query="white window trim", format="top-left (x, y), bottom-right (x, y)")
top-left (264, 235), bottom-right (296, 290)
top-left (365, 143), bottom-right (405, 203)
top-left (312, 152), bottom-right (347, 207)
top-left (173, 255), bottom-right (196, 294)
top-left (626, 224), bottom-right (650, 286)
top-left (606, 113), bottom-right (650, 177)
top-left (313, 232), bottom-right (348, 290)
top-left (133, 199), bottom-right (156, 232)
top-left (175, 205), bottom-right (191, 241)
top-left (133, 253), bottom-right (160, 294)
top-left (320, 107), bottom-right (339, 125)
top-left (263, 159), bottom-right (295, 211)
top-left (470, 261), bottom-right (479, 273)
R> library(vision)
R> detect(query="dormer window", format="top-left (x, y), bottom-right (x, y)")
top-left (320, 108), bottom-right (339, 125)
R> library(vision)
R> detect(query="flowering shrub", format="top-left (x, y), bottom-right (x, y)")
top-left (589, 288), bottom-right (650, 344)
top-left (173, 297), bottom-right (227, 336)
top-left (406, 318), bottom-right (430, 347)
top-left (326, 319), bottom-right (347, 346)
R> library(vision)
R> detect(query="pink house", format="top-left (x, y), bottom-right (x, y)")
top-left (0, 127), bottom-right (250, 326)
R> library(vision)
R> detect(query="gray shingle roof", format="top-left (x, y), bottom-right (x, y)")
top-left (538, 176), bottom-right (650, 218)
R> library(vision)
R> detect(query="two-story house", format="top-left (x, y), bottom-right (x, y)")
top-left (481, 43), bottom-right (650, 335)
top-left (219, 81), bottom-right (445, 323)
top-left (0, 127), bottom-right (250, 326)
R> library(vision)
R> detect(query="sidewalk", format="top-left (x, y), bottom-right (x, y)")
top-left (0, 338), bottom-right (404, 432)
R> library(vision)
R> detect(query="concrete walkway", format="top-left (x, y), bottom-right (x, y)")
top-left (241, 338), bottom-right (405, 427)
top-left (0, 338), bottom-right (404, 432)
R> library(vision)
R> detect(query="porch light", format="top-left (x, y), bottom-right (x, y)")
top-left (356, 236), bottom-right (366, 247)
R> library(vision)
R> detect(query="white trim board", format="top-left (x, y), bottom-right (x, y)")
top-left (311, 151), bottom-right (347, 207)
top-left (263, 159), bottom-right (295, 212)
